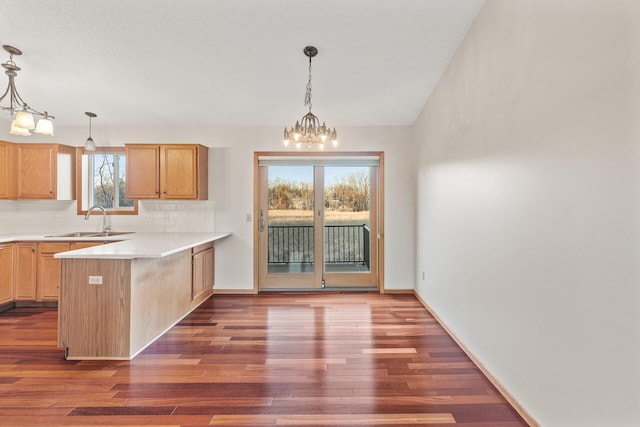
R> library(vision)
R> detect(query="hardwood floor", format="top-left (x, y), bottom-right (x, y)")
top-left (0, 293), bottom-right (528, 426)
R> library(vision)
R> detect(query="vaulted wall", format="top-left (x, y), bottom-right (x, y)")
top-left (413, 1), bottom-right (640, 425)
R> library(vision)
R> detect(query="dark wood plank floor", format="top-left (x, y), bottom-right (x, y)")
top-left (0, 292), bottom-right (528, 426)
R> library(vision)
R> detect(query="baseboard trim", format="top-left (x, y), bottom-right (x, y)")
top-left (381, 289), bottom-right (414, 294)
top-left (413, 291), bottom-right (540, 427)
top-left (212, 289), bottom-right (258, 295)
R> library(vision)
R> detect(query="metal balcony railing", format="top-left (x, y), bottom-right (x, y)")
top-left (268, 224), bottom-right (370, 267)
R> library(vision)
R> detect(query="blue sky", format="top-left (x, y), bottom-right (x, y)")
top-left (268, 166), bottom-right (367, 186)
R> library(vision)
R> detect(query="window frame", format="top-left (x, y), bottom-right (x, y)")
top-left (76, 147), bottom-right (139, 216)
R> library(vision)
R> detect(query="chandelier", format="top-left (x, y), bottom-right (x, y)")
top-left (283, 46), bottom-right (337, 149)
top-left (0, 45), bottom-right (54, 136)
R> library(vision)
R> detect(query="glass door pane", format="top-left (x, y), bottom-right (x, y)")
top-left (323, 166), bottom-right (372, 280)
top-left (267, 165), bottom-right (315, 274)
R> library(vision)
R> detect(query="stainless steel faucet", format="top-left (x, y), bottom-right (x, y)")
top-left (85, 205), bottom-right (110, 233)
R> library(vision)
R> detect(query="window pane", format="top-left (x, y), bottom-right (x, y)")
top-left (93, 154), bottom-right (115, 208)
top-left (117, 155), bottom-right (134, 208)
top-left (81, 152), bottom-right (136, 213)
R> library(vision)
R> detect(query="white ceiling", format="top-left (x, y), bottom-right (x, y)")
top-left (0, 0), bottom-right (484, 127)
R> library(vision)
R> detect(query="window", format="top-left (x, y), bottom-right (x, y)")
top-left (77, 147), bottom-right (138, 215)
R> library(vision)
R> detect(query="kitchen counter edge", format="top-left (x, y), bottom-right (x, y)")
top-left (0, 232), bottom-right (232, 260)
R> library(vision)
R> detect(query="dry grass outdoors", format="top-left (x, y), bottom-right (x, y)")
top-left (269, 209), bottom-right (369, 225)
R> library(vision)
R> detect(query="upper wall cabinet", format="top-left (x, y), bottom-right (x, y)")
top-left (17, 143), bottom-right (76, 200)
top-left (0, 141), bottom-right (75, 201)
top-left (0, 141), bottom-right (17, 199)
top-left (125, 144), bottom-right (208, 200)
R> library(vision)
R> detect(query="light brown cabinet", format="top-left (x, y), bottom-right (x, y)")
top-left (5, 240), bottom-right (111, 304)
top-left (0, 244), bottom-right (15, 304)
top-left (125, 144), bottom-right (208, 200)
top-left (0, 141), bottom-right (17, 199)
top-left (17, 143), bottom-right (75, 200)
top-left (192, 242), bottom-right (214, 301)
top-left (38, 242), bottom-right (70, 302)
top-left (15, 242), bottom-right (37, 300)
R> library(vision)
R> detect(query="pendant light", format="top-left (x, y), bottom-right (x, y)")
top-left (0, 45), bottom-right (55, 136)
top-left (283, 46), bottom-right (337, 149)
top-left (84, 112), bottom-right (97, 151)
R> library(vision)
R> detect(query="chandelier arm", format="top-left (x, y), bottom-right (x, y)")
top-left (10, 83), bottom-right (47, 117)
top-left (0, 84), bottom-right (11, 107)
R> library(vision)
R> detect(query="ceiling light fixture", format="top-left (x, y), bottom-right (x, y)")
top-left (0, 45), bottom-right (54, 136)
top-left (284, 46), bottom-right (337, 150)
top-left (84, 112), bottom-right (97, 151)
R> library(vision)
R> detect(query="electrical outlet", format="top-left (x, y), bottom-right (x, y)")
top-left (88, 276), bottom-right (103, 285)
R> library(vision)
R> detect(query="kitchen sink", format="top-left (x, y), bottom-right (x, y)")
top-left (45, 231), bottom-right (134, 238)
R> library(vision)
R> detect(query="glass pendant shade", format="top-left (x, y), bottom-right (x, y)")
top-left (84, 137), bottom-right (96, 151)
top-left (10, 119), bottom-right (31, 136)
top-left (34, 117), bottom-right (54, 136)
top-left (14, 110), bottom-right (35, 130)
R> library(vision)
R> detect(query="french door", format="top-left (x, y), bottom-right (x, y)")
top-left (256, 153), bottom-right (381, 290)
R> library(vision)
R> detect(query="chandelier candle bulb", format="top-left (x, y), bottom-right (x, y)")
top-left (283, 46), bottom-right (337, 150)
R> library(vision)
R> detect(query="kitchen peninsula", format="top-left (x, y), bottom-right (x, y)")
top-left (55, 232), bottom-right (230, 360)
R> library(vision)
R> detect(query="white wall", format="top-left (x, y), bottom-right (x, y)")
top-left (0, 125), bottom-right (415, 292)
top-left (414, 1), bottom-right (640, 426)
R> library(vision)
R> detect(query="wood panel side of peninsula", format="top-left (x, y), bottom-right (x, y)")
top-left (59, 248), bottom-right (212, 360)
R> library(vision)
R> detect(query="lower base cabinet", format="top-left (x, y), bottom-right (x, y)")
top-left (38, 242), bottom-right (71, 302)
top-left (192, 242), bottom-right (214, 300)
top-left (15, 242), bottom-right (37, 300)
top-left (0, 244), bottom-right (15, 304)
top-left (60, 244), bottom-right (217, 360)
top-left (8, 241), bottom-right (107, 304)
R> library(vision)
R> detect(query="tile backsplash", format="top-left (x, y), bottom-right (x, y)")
top-left (0, 200), bottom-right (215, 234)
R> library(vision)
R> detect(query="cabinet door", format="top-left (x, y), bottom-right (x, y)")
top-left (0, 141), bottom-right (17, 199)
top-left (0, 244), bottom-right (14, 304)
top-left (161, 145), bottom-right (198, 199)
top-left (18, 144), bottom-right (56, 199)
top-left (38, 242), bottom-right (70, 301)
top-left (15, 243), bottom-right (37, 300)
top-left (126, 145), bottom-right (160, 199)
top-left (192, 245), bottom-right (214, 300)
top-left (205, 247), bottom-right (214, 291)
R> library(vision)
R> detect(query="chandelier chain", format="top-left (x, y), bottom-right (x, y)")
top-left (304, 56), bottom-right (312, 112)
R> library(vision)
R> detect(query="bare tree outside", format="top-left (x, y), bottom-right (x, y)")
top-left (268, 171), bottom-right (369, 224)
top-left (91, 154), bottom-right (134, 209)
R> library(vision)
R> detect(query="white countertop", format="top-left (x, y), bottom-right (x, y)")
top-left (0, 232), bottom-right (231, 259)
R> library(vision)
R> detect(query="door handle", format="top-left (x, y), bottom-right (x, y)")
top-left (259, 209), bottom-right (265, 232)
